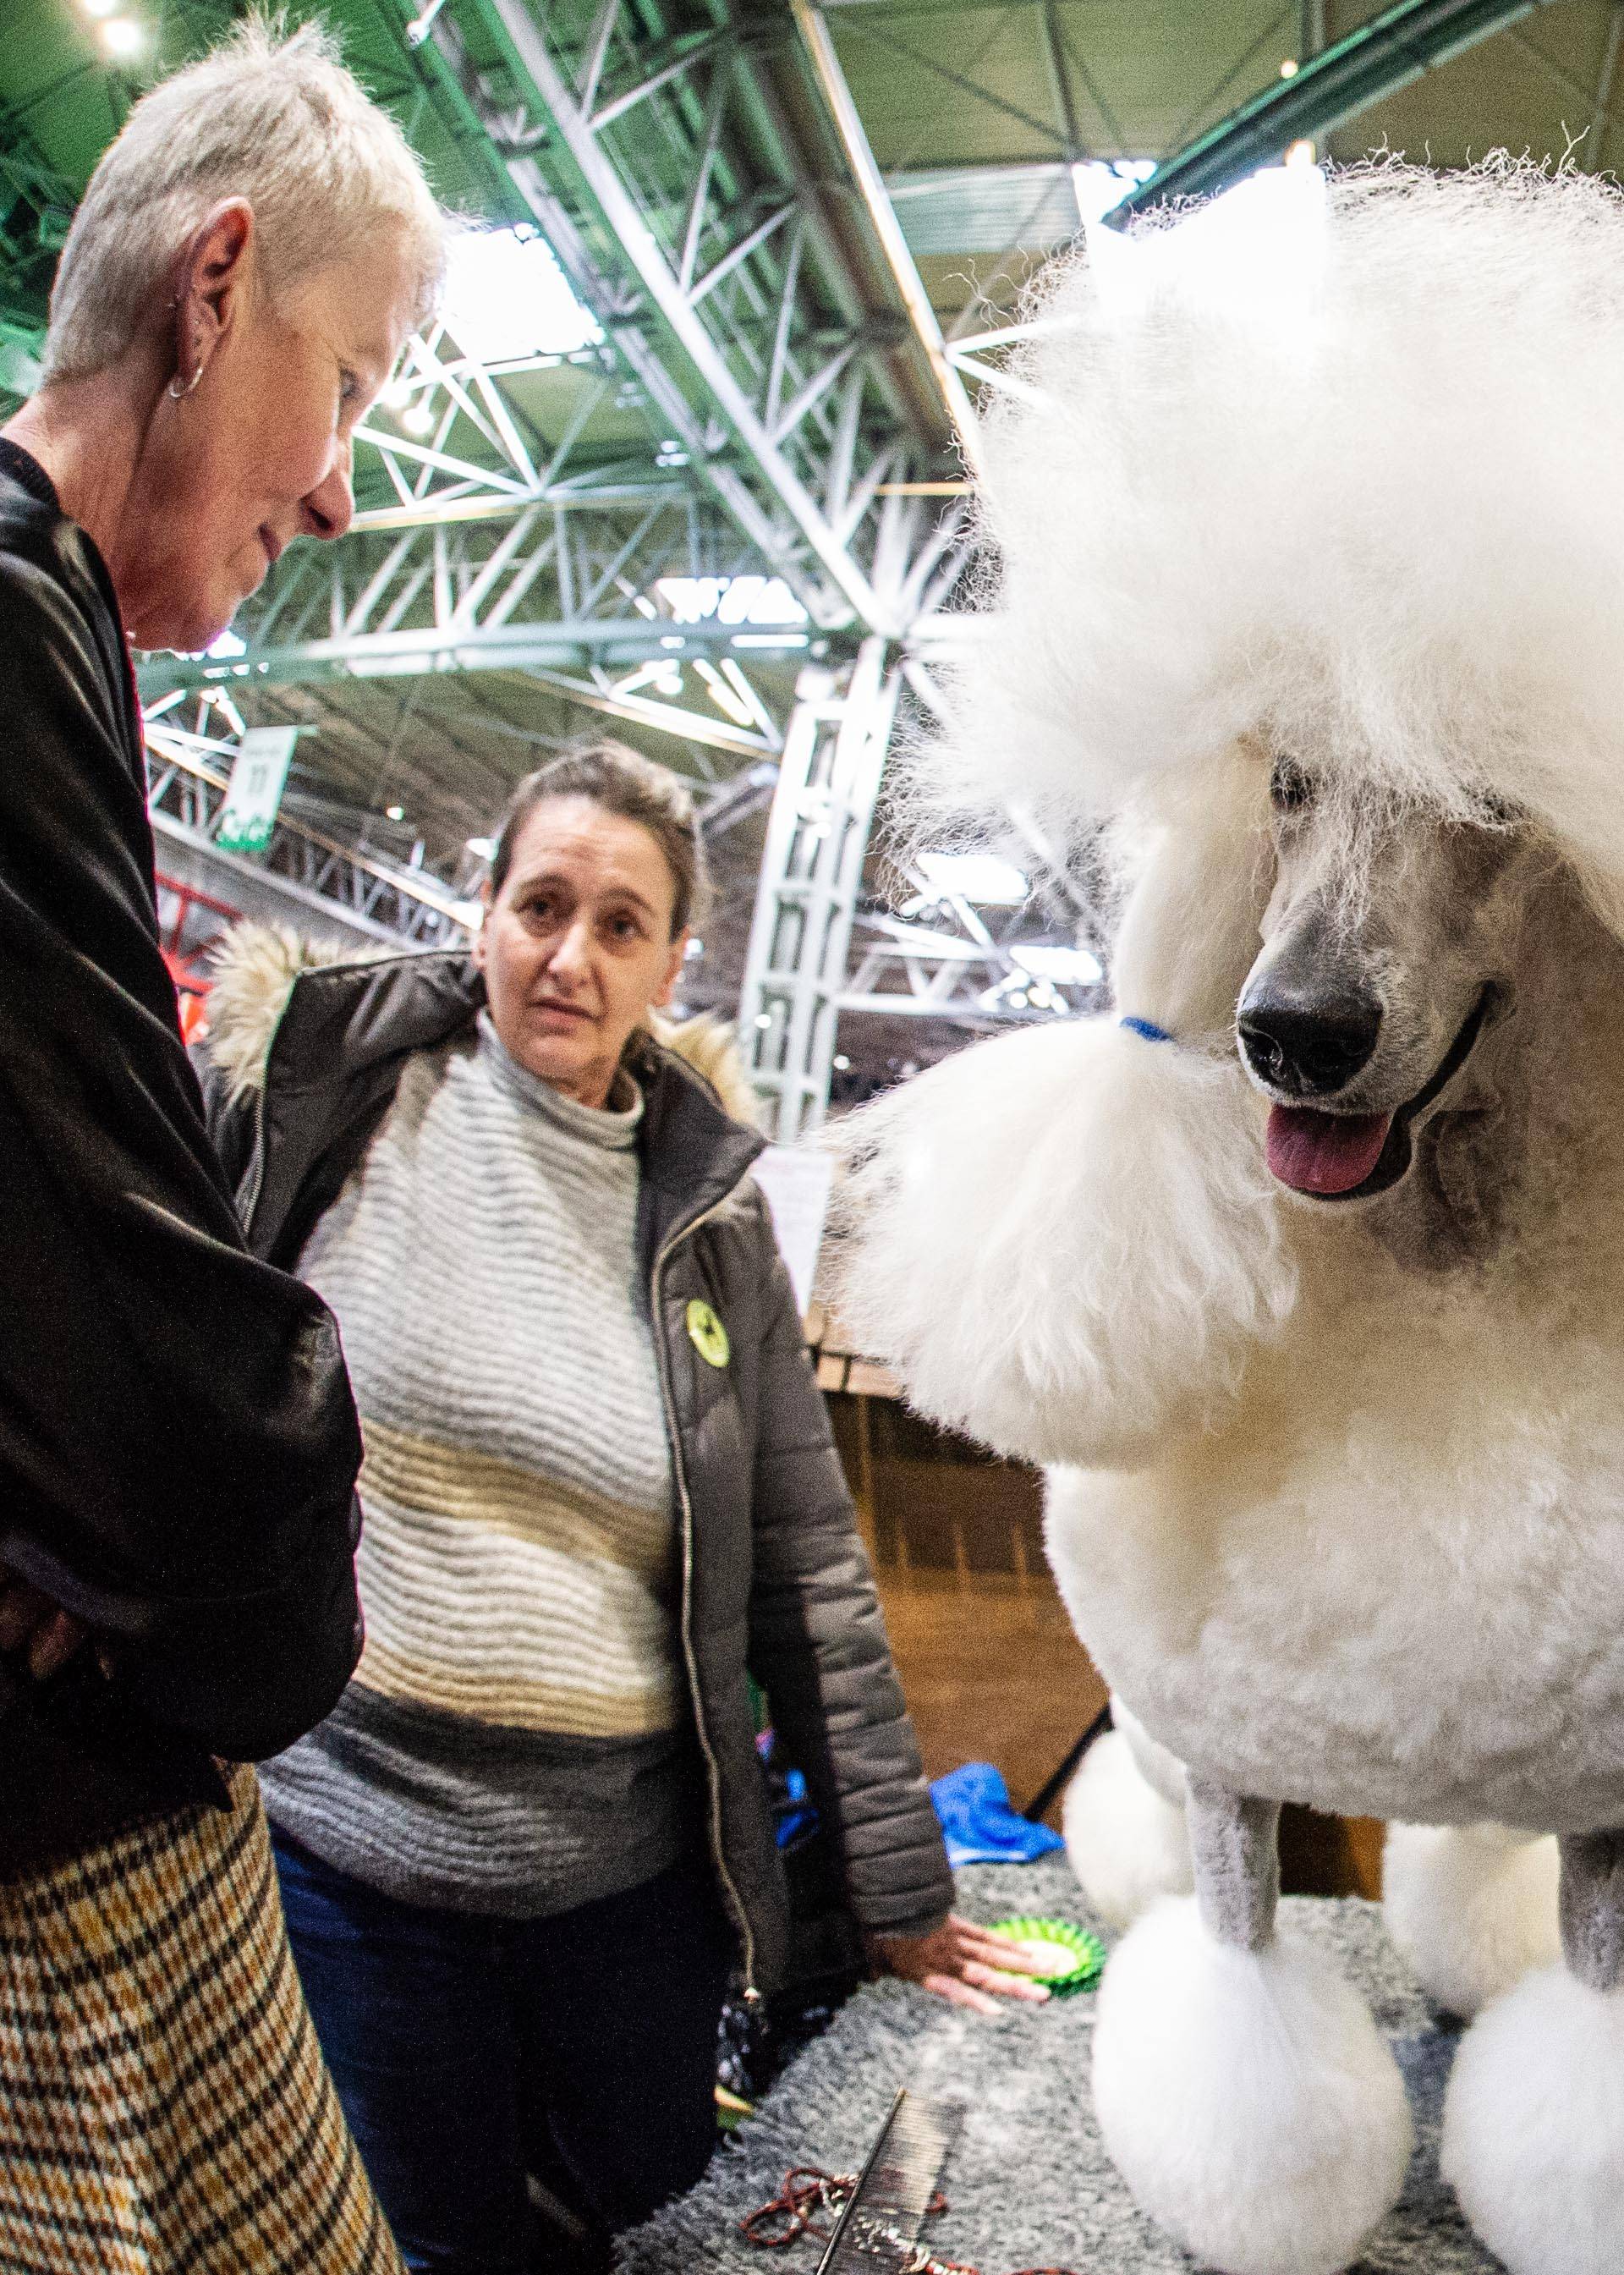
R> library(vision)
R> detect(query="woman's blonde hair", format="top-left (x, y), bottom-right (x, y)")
top-left (44, 17), bottom-right (444, 383)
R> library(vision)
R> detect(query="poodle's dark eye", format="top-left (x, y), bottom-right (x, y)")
top-left (1270, 758), bottom-right (1314, 814)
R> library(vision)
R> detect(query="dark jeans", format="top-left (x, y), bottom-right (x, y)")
top-left (272, 1831), bottom-right (735, 2275)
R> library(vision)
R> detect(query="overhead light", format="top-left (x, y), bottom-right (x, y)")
top-left (204, 687), bottom-right (246, 737)
top-left (465, 833), bottom-right (495, 859)
top-left (401, 403), bottom-right (436, 436)
top-left (1010, 942), bottom-right (1105, 986)
top-left (754, 1013), bottom-right (772, 1030)
top-left (1279, 57), bottom-right (1299, 77)
top-left (404, 0), bottom-right (451, 48)
top-left (441, 223), bottom-right (602, 362)
top-left (100, 17), bottom-right (145, 56)
top-left (833, 1053), bottom-right (851, 1071)
top-left (386, 805), bottom-right (405, 822)
top-left (1072, 158), bottom-right (1157, 228)
top-left (654, 574), bottom-right (808, 628)
top-left (694, 659), bottom-right (754, 727)
top-left (381, 377), bottom-right (414, 410)
top-left (684, 937), bottom-right (705, 959)
top-left (915, 849), bottom-right (1029, 906)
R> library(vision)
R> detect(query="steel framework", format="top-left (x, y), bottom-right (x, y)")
top-left (417, 0), bottom-right (968, 635)
top-left (145, 728), bottom-right (475, 947)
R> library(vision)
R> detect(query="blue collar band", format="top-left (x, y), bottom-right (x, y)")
top-left (1119, 1015), bottom-right (1172, 1044)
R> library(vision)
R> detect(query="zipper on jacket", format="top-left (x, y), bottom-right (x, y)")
top-left (651, 1189), bottom-right (761, 2005)
top-left (239, 1064), bottom-right (272, 1245)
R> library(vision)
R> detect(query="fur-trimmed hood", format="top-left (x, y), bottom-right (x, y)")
top-left (203, 920), bottom-right (761, 1127)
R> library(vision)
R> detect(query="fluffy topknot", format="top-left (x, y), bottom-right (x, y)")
top-left (917, 157), bottom-right (1624, 929)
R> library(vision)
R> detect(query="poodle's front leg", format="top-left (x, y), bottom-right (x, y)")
top-left (1188, 1772), bottom-right (1280, 1948)
top-left (1092, 1775), bottom-right (1411, 2275)
top-left (1444, 1824), bottom-right (1624, 2275)
top-left (1558, 1823), bottom-right (1624, 1990)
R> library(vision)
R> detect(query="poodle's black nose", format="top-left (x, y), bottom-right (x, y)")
top-left (1237, 993), bottom-right (1382, 1096)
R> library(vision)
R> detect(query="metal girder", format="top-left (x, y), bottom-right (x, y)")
top-left (1112, 0), bottom-right (1564, 219)
top-left (454, 0), bottom-right (892, 629)
top-left (145, 730), bottom-right (472, 947)
top-left (419, 2), bottom-right (968, 642)
top-left (787, 0), bottom-right (984, 482)
top-left (738, 635), bottom-right (898, 1139)
top-left (412, 14), bottom-right (857, 631)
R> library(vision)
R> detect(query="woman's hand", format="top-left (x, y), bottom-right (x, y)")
top-left (867, 1914), bottom-right (1054, 2015)
top-left (0, 1574), bottom-right (87, 1681)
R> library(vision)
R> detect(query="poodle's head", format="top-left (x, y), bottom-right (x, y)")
top-left (1233, 766), bottom-right (1536, 1235)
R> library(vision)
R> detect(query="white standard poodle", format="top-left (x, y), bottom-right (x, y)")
top-left (832, 158), bottom-right (1624, 2275)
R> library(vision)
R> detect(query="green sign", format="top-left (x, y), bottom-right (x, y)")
top-left (217, 725), bottom-right (299, 855)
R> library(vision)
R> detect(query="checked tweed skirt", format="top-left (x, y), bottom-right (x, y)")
top-left (0, 1763), bottom-right (403, 2274)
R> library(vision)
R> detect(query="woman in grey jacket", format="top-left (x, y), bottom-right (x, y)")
top-left (200, 741), bottom-right (1043, 2275)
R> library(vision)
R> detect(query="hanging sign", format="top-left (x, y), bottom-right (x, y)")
top-left (217, 725), bottom-right (300, 855)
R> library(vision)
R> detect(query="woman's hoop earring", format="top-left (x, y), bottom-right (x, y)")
top-left (167, 367), bottom-right (203, 399)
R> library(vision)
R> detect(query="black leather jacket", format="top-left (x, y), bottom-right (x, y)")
top-left (200, 947), bottom-right (954, 1993)
top-left (0, 440), bottom-right (367, 1875)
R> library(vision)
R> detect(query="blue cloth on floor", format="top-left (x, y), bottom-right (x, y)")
top-left (930, 1761), bottom-right (1065, 1868)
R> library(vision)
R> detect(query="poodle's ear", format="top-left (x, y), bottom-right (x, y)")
top-left (825, 749), bottom-right (1292, 1473)
top-left (826, 1015), bottom-right (1296, 1470)
top-left (1111, 742), bottom-right (1276, 1047)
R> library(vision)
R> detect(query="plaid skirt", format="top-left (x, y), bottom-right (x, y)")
top-left (0, 1763), bottom-right (403, 2274)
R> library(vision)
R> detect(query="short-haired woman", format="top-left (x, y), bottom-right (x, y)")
top-left (201, 743), bottom-right (1046, 2275)
top-left (0, 22), bottom-right (441, 2271)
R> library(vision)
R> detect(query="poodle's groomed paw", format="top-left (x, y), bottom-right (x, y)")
top-left (1442, 1964), bottom-right (1624, 2275)
top-left (1092, 1898), bottom-right (1411, 2275)
top-left (1383, 1822), bottom-right (1559, 2019)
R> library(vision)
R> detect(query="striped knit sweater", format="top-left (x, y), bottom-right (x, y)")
top-left (257, 1014), bottom-right (697, 1915)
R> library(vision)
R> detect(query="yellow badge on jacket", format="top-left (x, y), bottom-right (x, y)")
top-left (686, 1299), bottom-right (730, 1369)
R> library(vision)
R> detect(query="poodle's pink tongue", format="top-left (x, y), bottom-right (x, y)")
top-left (1265, 1105), bottom-right (1391, 1195)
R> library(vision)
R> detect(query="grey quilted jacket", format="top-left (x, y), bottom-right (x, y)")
top-left (199, 937), bottom-right (952, 1994)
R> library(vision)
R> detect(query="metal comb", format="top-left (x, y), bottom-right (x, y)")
top-left (815, 2088), bottom-right (963, 2272)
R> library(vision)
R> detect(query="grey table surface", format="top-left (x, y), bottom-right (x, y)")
top-left (616, 1856), bottom-right (1503, 2274)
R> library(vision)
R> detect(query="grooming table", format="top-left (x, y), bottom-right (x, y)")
top-left (617, 1857), bottom-right (1501, 2273)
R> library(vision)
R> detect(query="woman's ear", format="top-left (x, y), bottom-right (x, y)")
top-left (654, 929), bottom-right (689, 1008)
top-left (170, 199), bottom-right (255, 393)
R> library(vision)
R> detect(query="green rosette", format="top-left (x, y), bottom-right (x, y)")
top-left (988, 1915), bottom-right (1106, 1996)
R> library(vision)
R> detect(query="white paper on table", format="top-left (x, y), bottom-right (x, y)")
top-left (750, 1144), bottom-right (835, 1316)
